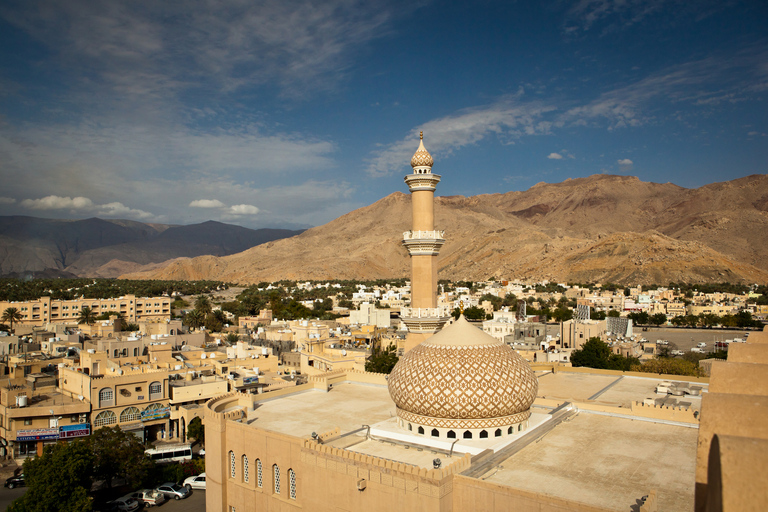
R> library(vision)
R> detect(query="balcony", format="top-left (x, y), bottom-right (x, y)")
top-left (402, 230), bottom-right (445, 240)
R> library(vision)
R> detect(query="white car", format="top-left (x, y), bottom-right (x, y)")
top-left (109, 496), bottom-right (140, 512)
top-left (129, 489), bottom-right (167, 507)
top-left (183, 473), bottom-right (206, 490)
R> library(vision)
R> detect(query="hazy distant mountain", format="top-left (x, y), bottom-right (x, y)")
top-left (119, 174), bottom-right (768, 285)
top-left (0, 217), bottom-right (304, 278)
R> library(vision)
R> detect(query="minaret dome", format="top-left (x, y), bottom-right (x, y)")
top-left (410, 131), bottom-right (434, 171)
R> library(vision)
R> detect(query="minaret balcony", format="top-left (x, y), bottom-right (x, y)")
top-left (404, 173), bottom-right (441, 192)
top-left (402, 231), bottom-right (446, 256)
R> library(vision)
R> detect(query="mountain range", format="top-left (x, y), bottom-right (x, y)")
top-left (117, 174), bottom-right (768, 285)
top-left (0, 217), bottom-right (303, 278)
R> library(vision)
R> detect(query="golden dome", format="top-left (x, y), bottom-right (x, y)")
top-left (388, 316), bottom-right (537, 423)
top-left (410, 131), bottom-right (434, 169)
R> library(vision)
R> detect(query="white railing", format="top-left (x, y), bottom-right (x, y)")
top-left (400, 306), bottom-right (452, 318)
top-left (402, 230), bottom-right (445, 240)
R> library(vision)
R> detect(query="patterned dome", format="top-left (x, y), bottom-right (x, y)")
top-left (410, 132), bottom-right (434, 168)
top-left (388, 316), bottom-right (537, 422)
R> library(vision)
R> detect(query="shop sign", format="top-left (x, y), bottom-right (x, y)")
top-left (59, 424), bottom-right (91, 439)
top-left (141, 406), bottom-right (170, 422)
top-left (243, 376), bottom-right (259, 385)
top-left (16, 428), bottom-right (59, 442)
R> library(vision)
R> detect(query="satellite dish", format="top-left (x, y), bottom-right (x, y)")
top-left (341, 349), bottom-right (347, 356)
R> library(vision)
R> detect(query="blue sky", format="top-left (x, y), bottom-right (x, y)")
top-left (0, 0), bottom-right (766, 229)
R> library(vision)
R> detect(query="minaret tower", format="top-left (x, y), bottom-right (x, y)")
top-left (401, 132), bottom-right (451, 351)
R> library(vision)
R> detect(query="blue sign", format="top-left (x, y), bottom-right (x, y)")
top-left (60, 424), bottom-right (91, 439)
top-left (16, 428), bottom-right (59, 442)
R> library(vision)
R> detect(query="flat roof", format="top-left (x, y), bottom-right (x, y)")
top-left (536, 371), bottom-right (619, 401)
top-left (595, 376), bottom-right (706, 409)
top-left (483, 413), bottom-right (697, 512)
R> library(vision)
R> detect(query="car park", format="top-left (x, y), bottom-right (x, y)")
top-left (108, 496), bottom-right (140, 512)
top-left (183, 473), bottom-right (206, 490)
top-left (129, 489), bottom-right (168, 507)
top-left (157, 482), bottom-right (191, 500)
top-left (4, 473), bottom-right (25, 489)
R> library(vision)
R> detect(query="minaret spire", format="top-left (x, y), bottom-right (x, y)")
top-left (401, 133), bottom-right (451, 351)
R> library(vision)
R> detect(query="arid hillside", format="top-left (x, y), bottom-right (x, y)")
top-left (120, 174), bottom-right (768, 285)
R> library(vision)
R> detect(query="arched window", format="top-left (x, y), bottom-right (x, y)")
top-left (243, 455), bottom-right (249, 483)
top-left (417, 426), bottom-right (424, 435)
top-left (114, 349), bottom-right (119, 357)
top-left (508, 426), bottom-right (513, 435)
top-left (288, 468), bottom-right (296, 500)
top-left (229, 451), bottom-right (235, 478)
top-left (256, 459), bottom-right (263, 488)
top-left (463, 430), bottom-right (472, 439)
top-left (479, 430), bottom-right (488, 439)
top-left (447, 430), bottom-right (456, 439)
top-left (408, 423), bottom-right (412, 431)
top-left (98, 388), bottom-right (114, 407)
top-left (149, 381), bottom-right (163, 399)
top-left (273, 464), bottom-right (281, 494)
top-left (133, 348), bottom-right (138, 357)
top-left (119, 407), bottom-right (141, 423)
top-left (495, 429), bottom-right (502, 437)
top-left (94, 410), bottom-right (117, 427)
top-left (431, 428), bottom-right (439, 437)
top-left (518, 424), bottom-right (522, 432)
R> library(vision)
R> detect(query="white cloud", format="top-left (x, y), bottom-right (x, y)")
top-left (0, 197), bottom-right (16, 204)
top-left (21, 196), bottom-right (94, 210)
top-left (190, 199), bottom-right (226, 208)
top-left (365, 99), bottom-right (556, 177)
top-left (228, 204), bottom-right (260, 215)
top-left (18, 195), bottom-right (153, 220)
top-left (617, 158), bottom-right (633, 165)
top-left (617, 158), bottom-right (634, 172)
top-left (547, 152), bottom-right (563, 160)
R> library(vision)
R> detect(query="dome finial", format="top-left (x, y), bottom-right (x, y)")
top-left (420, 130), bottom-right (423, 140)
top-left (411, 132), bottom-right (434, 169)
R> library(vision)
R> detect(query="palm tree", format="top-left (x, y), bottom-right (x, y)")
top-left (194, 295), bottom-right (212, 316)
top-left (1, 307), bottom-right (23, 333)
top-left (185, 310), bottom-right (204, 330)
top-left (77, 306), bottom-right (97, 326)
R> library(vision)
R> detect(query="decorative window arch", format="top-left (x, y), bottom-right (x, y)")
top-left (479, 430), bottom-right (488, 439)
top-left (113, 349), bottom-right (119, 357)
top-left (407, 423), bottom-right (412, 431)
top-left (273, 464), bottom-right (281, 494)
top-left (98, 388), bottom-right (114, 407)
top-left (288, 468), bottom-right (296, 500)
top-left (256, 459), bottom-right (263, 488)
top-left (495, 428), bottom-right (502, 437)
top-left (94, 410), bottom-right (117, 427)
top-left (463, 430), bottom-right (472, 439)
top-left (417, 426), bottom-right (424, 435)
top-left (431, 428), bottom-right (439, 437)
top-left (119, 407), bottom-right (141, 423)
top-left (229, 451), bottom-right (236, 478)
top-left (144, 403), bottom-right (163, 413)
top-left (242, 455), bottom-right (249, 483)
top-left (508, 426), bottom-right (513, 435)
top-left (447, 430), bottom-right (456, 439)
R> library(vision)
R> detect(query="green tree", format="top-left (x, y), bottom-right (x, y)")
top-left (9, 440), bottom-right (94, 512)
top-left (225, 332), bottom-right (240, 344)
top-left (570, 338), bottom-right (612, 369)
top-left (451, 306), bottom-right (486, 320)
top-left (607, 310), bottom-right (621, 317)
top-left (479, 294), bottom-right (502, 311)
top-left (2, 307), bottom-right (23, 333)
top-left (184, 309), bottom-right (204, 330)
top-left (76, 306), bottom-right (96, 326)
top-left (194, 295), bottom-right (213, 316)
top-left (650, 313), bottom-right (667, 326)
top-left (633, 358), bottom-right (701, 377)
top-left (89, 426), bottom-right (152, 488)
top-left (365, 345), bottom-right (399, 374)
top-left (187, 417), bottom-right (205, 446)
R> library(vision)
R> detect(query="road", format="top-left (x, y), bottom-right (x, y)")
top-left (0, 486), bottom-right (207, 512)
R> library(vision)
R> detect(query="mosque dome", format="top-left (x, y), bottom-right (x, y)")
top-left (388, 316), bottom-right (537, 434)
top-left (410, 132), bottom-right (434, 169)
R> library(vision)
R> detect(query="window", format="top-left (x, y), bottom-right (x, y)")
top-left (24, 419), bottom-right (32, 426)
top-left (149, 381), bottom-right (162, 399)
top-left (229, 451), bottom-right (235, 479)
top-left (273, 464), bottom-right (280, 494)
top-left (94, 410), bottom-right (117, 427)
top-left (479, 430), bottom-right (488, 439)
top-left (243, 455), bottom-right (249, 483)
top-left (417, 426), bottom-right (424, 435)
top-left (288, 468), bottom-right (296, 500)
top-left (463, 430), bottom-right (472, 439)
top-left (98, 388), bottom-right (114, 407)
top-left (495, 429), bottom-right (502, 437)
top-left (256, 459), bottom-right (263, 488)
top-left (120, 407), bottom-right (141, 423)
top-left (447, 430), bottom-right (456, 439)
top-left (431, 428), bottom-right (439, 437)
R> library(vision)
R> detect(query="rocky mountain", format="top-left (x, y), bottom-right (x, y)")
top-left (0, 217), bottom-right (304, 278)
top-left (118, 174), bottom-right (768, 285)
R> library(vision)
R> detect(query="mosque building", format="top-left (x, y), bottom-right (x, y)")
top-left (203, 135), bottom-right (766, 512)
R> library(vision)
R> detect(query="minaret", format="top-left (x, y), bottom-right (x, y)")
top-left (401, 132), bottom-right (451, 351)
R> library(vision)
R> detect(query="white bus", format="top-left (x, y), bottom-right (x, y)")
top-left (144, 444), bottom-right (193, 463)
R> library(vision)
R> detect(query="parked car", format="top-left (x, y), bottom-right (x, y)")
top-left (129, 489), bottom-right (167, 507)
top-left (183, 473), bottom-right (206, 490)
top-left (157, 482), bottom-right (191, 500)
top-left (108, 496), bottom-right (140, 512)
top-left (4, 473), bottom-right (25, 489)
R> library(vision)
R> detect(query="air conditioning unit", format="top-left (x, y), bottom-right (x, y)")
top-left (78, 417), bottom-right (87, 424)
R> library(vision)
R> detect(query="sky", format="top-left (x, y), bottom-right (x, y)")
top-left (0, 0), bottom-right (766, 229)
